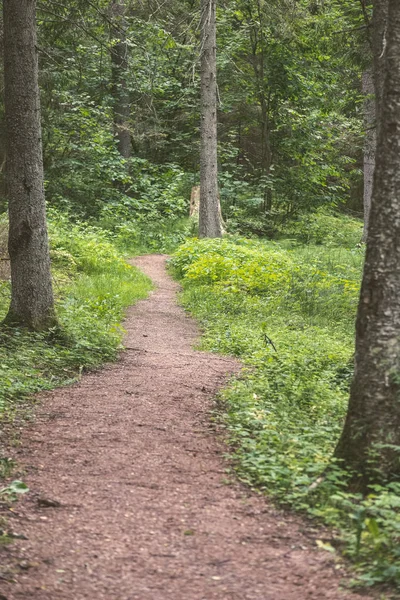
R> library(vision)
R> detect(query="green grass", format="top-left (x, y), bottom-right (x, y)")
top-left (170, 230), bottom-right (400, 591)
top-left (0, 211), bottom-right (152, 420)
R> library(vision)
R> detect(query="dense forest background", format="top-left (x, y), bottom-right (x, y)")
top-left (0, 0), bottom-right (366, 240)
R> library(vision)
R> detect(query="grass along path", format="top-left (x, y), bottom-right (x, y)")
top-left (0, 213), bottom-right (153, 423)
top-left (1, 255), bottom-right (374, 600)
top-left (171, 235), bottom-right (400, 591)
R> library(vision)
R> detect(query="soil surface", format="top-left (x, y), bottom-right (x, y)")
top-left (0, 255), bottom-right (373, 600)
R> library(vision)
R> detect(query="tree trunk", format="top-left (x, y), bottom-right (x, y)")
top-left (362, 69), bottom-right (376, 242)
top-left (255, 0), bottom-right (272, 212)
top-left (198, 0), bottom-right (223, 239)
top-left (110, 0), bottom-right (131, 160)
top-left (0, 12), bottom-right (6, 210)
top-left (334, 0), bottom-right (400, 492)
top-left (190, 185), bottom-right (200, 217)
top-left (3, 0), bottom-right (56, 331)
top-left (372, 0), bottom-right (388, 121)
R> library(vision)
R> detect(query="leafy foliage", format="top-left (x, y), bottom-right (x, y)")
top-left (281, 211), bottom-right (364, 247)
top-left (0, 0), bottom-right (363, 228)
top-left (0, 211), bottom-right (152, 419)
top-left (0, 480), bottom-right (29, 503)
top-left (171, 228), bottom-right (400, 589)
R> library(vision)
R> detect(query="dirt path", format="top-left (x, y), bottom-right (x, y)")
top-left (0, 255), bottom-right (372, 600)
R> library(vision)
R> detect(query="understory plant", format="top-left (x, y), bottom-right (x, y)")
top-left (171, 229), bottom-right (400, 590)
top-left (0, 211), bottom-right (152, 420)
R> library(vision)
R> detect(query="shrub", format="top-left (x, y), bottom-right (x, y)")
top-left (0, 211), bottom-right (152, 418)
top-left (283, 211), bottom-right (363, 248)
top-left (169, 233), bottom-right (400, 589)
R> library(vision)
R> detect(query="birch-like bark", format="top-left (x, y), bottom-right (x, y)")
top-left (3, 0), bottom-right (56, 330)
top-left (334, 0), bottom-right (400, 491)
top-left (110, 0), bottom-right (131, 159)
top-left (362, 70), bottom-right (376, 241)
top-left (199, 0), bottom-right (223, 238)
top-left (372, 0), bottom-right (388, 121)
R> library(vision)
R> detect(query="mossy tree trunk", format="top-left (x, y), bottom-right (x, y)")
top-left (199, 0), bottom-right (223, 239)
top-left (3, 0), bottom-right (56, 331)
top-left (334, 0), bottom-right (400, 492)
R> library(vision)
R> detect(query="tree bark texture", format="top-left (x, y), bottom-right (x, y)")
top-left (3, 0), bottom-right (56, 330)
top-left (199, 0), bottom-right (223, 239)
top-left (362, 69), bottom-right (376, 241)
top-left (372, 0), bottom-right (388, 122)
top-left (253, 0), bottom-right (272, 212)
top-left (190, 185), bottom-right (200, 217)
top-left (110, 0), bottom-right (131, 159)
top-left (334, 0), bottom-right (400, 491)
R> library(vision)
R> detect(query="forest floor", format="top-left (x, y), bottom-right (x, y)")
top-left (0, 255), bottom-right (375, 600)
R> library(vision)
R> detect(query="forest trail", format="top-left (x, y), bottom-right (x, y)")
top-left (1, 255), bottom-right (372, 600)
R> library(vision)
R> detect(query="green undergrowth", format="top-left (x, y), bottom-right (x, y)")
top-left (0, 211), bottom-right (152, 420)
top-left (107, 216), bottom-right (196, 256)
top-left (276, 211), bottom-right (363, 248)
top-left (170, 232), bottom-right (400, 591)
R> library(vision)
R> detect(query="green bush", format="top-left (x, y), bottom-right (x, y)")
top-left (282, 211), bottom-right (363, 248)
top-left (0, 211), bottom-right (152, 418)
top-left (92, 159), bottom-right (192, 254)
top-left (183, 245), bottom-right (292, 295)
top-left (48, 210), bottom-right (130, 275)
top-left (171, 236), bottom-right (361, 328)
top-left (171, 234), bottom-right (400, 589)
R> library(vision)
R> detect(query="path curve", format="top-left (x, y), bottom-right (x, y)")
top-left (1, 255), bottom-right (371, 600)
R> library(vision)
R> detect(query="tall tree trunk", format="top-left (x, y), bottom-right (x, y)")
top-left (372, 0), bottom-right (388, 121)
top-left (0, 12), bottom-right (6, 210)
top-left (334, 0), bottom-right (400, 492)
top-left (110, 0), bottom-right (131, 160)
top-left (3, 0), bottom-right (56, 331)
top-left (362, 69), bottom-right (376, 241)
top-left (255, 0), bottom-right (272, 212)
top-left (198, 0), bottom-right (223, 239)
